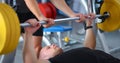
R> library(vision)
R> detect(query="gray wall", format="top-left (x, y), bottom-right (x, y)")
top-left (0, 0), bottom-right (2, 2)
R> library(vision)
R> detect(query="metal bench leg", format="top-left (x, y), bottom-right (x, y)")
top-left (42, 36), bottom-right (51, 46)
top-left (98, 30), bottom-right (110, 54)
top-left (56, 32), bottom-right (63, 48)
top-left (0, 49), bottom-right (16, 63)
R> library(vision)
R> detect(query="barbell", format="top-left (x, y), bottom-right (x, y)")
top-left (1, 0), bottom-right (120, 55)
top-left (20, 13), bottom-right (109, 27)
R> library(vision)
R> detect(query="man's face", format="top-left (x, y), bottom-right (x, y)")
top-left (39, 44), bottom-right (63, 59)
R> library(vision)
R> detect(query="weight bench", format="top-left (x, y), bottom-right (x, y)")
top-left (43, 25), bottom-right (72, 48)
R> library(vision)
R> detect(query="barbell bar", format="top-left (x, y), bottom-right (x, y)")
top-left (20, 12), bottom-right (110, 27)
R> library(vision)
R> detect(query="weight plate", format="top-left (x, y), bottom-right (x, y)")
top-left (0, 3), bottom-right (20, 54)
top-left (3, 3), bottom-right (20, 54)
top-left (47, 2), bottom-right (57, 19)
top-left (0, 3), bottom-right (10, 54)
top-left (97, 0), bottom-right (120, 32)
top-left (1, 3), bottom-right (16, 54)
top-left (38, 3), bottom-right (52, 18)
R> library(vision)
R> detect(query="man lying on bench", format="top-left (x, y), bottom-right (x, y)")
top-left (23, 13), bottom-right (120, 63)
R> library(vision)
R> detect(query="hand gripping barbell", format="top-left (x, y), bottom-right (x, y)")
top-left (1, 0), bottom-right (120, 55)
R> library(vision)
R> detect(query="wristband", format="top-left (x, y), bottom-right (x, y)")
top-left (85, 26), bottom-right (93, 30)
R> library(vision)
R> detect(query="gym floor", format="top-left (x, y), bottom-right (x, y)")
top-left (0, 15), bottom-right (120, 63)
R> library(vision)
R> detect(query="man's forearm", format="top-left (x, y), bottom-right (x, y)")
top-left (24, 0), bottom-right (45, 20)
top-left (50, 0), bottom-right (75, 17)
top-left (84, 27), bottom-right (96, 49)
top-left (23, 33), bottom-right (37, 63)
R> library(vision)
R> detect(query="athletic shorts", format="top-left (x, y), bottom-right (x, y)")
top-left (17, 11), bottom-right (43, 36)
